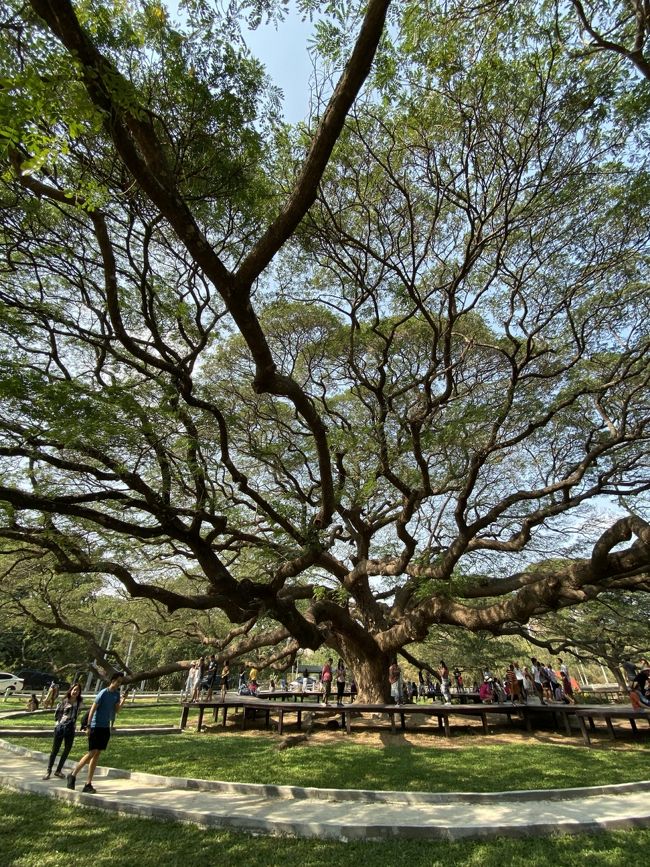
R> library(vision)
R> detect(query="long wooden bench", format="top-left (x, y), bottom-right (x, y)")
top-left (255, 689), bottom-right (482, 705)
top-left (520, 702), bottom-right (584, 736)
top-left (180, 697), bottom-right (650, 743)
top-left (256, 689), bottom-right (356, 703)
top-left (575, 706), bottom-right (650, 746)
top-left (179, 698), bottom-right (524, 736)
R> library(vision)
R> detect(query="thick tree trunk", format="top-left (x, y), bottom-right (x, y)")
top-left (333, 635), bottom-right (391, 702)
top-left (605, 661), bottom-right (629, 691)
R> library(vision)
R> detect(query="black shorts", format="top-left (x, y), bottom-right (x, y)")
top-left (88, 727), bottom-right (111, 751)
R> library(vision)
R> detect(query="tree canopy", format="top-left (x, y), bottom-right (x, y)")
top-left (0, 0), bottom-right (648, 698)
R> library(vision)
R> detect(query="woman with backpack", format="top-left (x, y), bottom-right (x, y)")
top-left (42, 682), bottom-right (83, 780)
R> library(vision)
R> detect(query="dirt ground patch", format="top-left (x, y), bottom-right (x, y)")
top-left (199, 707), bottom-right (647, 751)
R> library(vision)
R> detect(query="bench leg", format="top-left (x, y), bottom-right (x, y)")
top-left (389, 712), bottom-right (396, 734)
top-left (400, 711), bottom-right (406, 731)
top-left (180, 706), bottom-right (189, 730)
top-left (278, 709), bottom-right (284, 736)
top-left (297, 710), bottom-right (302, 730)
top-left (630, 718), bottom-right (638, 734)
top-left (605, 717), bottom-right (615, 739)
top-left (222, 706), bottom-right (228, 728)
top-left (443, 715), bottom-right (450, 737)
top-left (577, 715), bottom-right (591, 746)
top-left (343, 711), bottom-right (351, 734)
top-left (481, 713), bottom-right (488, 735)
top-left (197, 706), bottom-right (205, 731)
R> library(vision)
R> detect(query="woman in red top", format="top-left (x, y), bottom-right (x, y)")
top-left (321, 658), bottom-right (333, 706)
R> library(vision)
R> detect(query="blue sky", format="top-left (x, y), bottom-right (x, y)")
top-left (167, 2), bottom-right (316, 123)
top-left (243, 12), bottom-right (315, 123)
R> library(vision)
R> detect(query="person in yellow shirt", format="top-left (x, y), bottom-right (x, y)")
top-left (249, 666), bottom-right (258, 691)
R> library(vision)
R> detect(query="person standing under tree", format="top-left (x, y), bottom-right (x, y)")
top-left (220, 659), bottom-right (230, 702)
top-left (204, 654), bottom-right (218, 701)
top-left (66, 672), bottom-right (126, 794)
top-left (42, 681), bottom-right (58, 709)
top-left (439, 660), bottom-right (452, 706)
top-left (191, 656), bottom-right (205, 703)
top-left (43, 683), bottom-right (83, 780)
top-left (335, 659), bottom-right (346, 706)
top-left (557, 658), bottom-right (576, 704)
top-left (506, 663), bottom-right (521, 704)
top-left (321, 657), bottom-right (333, 706)
top-left (183, 661), bottom-right (196, 701)
top-left (389, 659), bottom-right (402, 704)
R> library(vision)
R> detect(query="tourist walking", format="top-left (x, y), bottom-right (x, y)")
top-left (531, 658), bottom-right (546, 704)
top-left (439, 660), bottom-right (452, 705)
top-left (66, 672), bottom-right (126, 794)
top-left (558, 659), bottom-right (576, 704)
top-left (43, 683), bottom-right (83, 780)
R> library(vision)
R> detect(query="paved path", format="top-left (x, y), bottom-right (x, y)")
top-left (1, 740), bottom-right (650, 841)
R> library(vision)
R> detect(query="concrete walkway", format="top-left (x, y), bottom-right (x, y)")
top-left (1, 739), bottom-right (650, 841)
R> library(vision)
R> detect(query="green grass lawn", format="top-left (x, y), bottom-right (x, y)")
top-left (1, 786), bottom-right (649, 867)
top-left (5, 729), bottom-right (650, 793)
top-left (0, 702), bottom-right (181, 728)
top-left (0, 696), bottom-right (32, 713)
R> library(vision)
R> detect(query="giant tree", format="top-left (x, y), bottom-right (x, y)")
top-left (0, 0), bottom-right (648, 699)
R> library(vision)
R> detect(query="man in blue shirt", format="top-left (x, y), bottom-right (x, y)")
top-left (66, 672), bottom-right (126, 794)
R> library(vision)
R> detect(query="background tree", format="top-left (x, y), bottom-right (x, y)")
top-left (0, 0), bottom-right (648, 699)
top-left (508, 591), bottom-right (650, 688)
